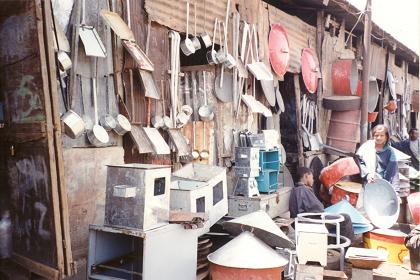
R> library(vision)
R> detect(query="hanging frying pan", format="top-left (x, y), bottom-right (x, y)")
top-left (301, 48), bottom-right (320, 94)
top-left (268, 24), bottom-right (290, 77)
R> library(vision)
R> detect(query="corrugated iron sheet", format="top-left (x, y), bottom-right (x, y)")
top-left (388, 52), bottom-right (406, 95)
top-left (267, 5), bottom-right (316, 73)
top-left (369, 43), bottom-right (386, 81)
top-left (145, 0), bottom-right (228, 40)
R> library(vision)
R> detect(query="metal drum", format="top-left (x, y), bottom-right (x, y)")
top-left (332, 59), bottom-right (359, 96)
top-left (327, 110), bottom-right (361, 153)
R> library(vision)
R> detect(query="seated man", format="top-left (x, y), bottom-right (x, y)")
top-left (289, 167), bottom-right (354, 241)
top-left (289, 167), bottom-right (324, 218)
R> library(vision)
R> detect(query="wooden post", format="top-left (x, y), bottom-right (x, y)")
top-left (35, 0), bottom-right (65, 276)
top-left (361, 0), bottom-right (372, 142)
top-left (43, 0), bottom-right (74, 275)
top-left (294, 74), bottom-right (304, 166)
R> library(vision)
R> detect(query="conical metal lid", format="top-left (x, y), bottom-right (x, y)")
top-left (207, 231), bottom-right (288, 269)
top-left (325, 199), bottom-right (370, 225)
top-left (223, 210), bottom-right (294, 249)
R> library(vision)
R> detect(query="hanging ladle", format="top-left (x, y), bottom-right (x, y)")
top-left (180, 1), bottom-right (196, 56)
top-left (200, 121), bottom-right (209, 160)
top-left (206, 18), bottom-right (219, 65)
top-left (200, 0), bottom-right (212, 48)
top-left (198, 71), bottom-right (214, 121)
top-left (192, 121), bottom-right (200, 160)
top-left (191, 2), bottom-right (201, 51)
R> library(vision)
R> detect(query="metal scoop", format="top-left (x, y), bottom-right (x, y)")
top-left (180, 2), bottom-right (196, 56)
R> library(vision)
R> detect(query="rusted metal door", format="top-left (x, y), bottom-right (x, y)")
top-left (0, 0), bottom-right (72, 278)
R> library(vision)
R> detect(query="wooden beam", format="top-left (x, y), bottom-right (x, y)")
top-left (42, 0), bottom-right (74, 275)
top-left (35, 0), bottom-right (65, 274)
top-left (13, 253), bottom-right (60, 280)
top-left (360, 0), bottom-right (372, 142)
top-left (294, 74), bottom-right (304, 166)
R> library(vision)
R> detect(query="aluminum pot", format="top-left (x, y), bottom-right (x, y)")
top-left (113, 114), bottom-right (132, 135)
top-left (87, 124), bottom-right (109, 146)
top-left (100, 114), bottom-right (117, 131)
top-left (151, 115), bottom-right (164, 129)
top-left (62, 109), bottom-right (86, 139)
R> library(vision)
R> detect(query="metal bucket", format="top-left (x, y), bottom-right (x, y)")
top-left (332, 59), bottom-right (359, 96)
top-left (326, 110), bottom-right (360, 153)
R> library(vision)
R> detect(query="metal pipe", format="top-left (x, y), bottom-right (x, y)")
top-left (360, 0), bottom-right (372, 142)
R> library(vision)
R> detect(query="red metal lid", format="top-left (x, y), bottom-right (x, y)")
top-left (268, 24), bottom-right (290, 77)
top-left (301, 48), bottom-right (320, 93)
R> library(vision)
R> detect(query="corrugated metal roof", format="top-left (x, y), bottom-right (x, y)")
top-left (267, 5), bottom-right (316, 73)
top-left (145, 0), bottom-right (229, 41)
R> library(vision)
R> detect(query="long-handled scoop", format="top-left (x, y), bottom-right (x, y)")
top-left (206, 18), bottom-right (219, 65)
top-left (191, 2), bottom-right (201, 51)
top-left (180, 2), bottom-right (196, 56)
top-left (198, 71), bottom-right (214, 121)
top-left (200, 0), bottom-right (212, 48)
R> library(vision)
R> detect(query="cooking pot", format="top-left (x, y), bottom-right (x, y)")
top-left (62, 109), bottom-right (86, 139)
top-left (113, 114), bottom-right (131, 135)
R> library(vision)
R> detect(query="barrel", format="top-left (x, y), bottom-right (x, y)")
top-left (327, 110), bottom-right (360, 153)
top-left (332, 59), bottom-right (360, 96)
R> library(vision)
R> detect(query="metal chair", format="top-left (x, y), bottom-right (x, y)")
top-left (295, 212), bottom-right (351, 271)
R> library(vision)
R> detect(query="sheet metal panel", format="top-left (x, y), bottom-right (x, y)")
top-left (268, 5), bottom-right (316, 73)
top-left (387, 52), bottom-right (406, 95)
top-left (369, 43), bottom-right (386, 81)
top-left (145, 0), bottom-right (228, 40)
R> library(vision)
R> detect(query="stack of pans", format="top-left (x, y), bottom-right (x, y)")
top-left (196, 237), bottom-right (212, 280)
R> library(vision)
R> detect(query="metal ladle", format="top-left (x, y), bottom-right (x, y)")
top-left (200, 122), bottom-right (209, 160)
top-left (191, 2), bottom-right (201, 51)
top-left (206, 18), bottom-right (219, 65)
top-left (192, 121), bottom-right (200, 159)
top-left (180, 1), bottom-right (196, 56)
top-left (198, 71), bottom-right (214, 121)
top-left (200, 0), bottom-right (212, 48)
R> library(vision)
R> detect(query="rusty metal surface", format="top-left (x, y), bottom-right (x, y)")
top-left (331, 59), bottom-right (359, 96)
top-left (63, 146), bottom-right (124, 260)
top-left (268, 4), bottom-right (316, 73)
top-left (145, 0), bottom-right (229, 40)
top-left (326, 110), bottom-right (361, 153)
top-left (210, 263), bottom-right (283, 280)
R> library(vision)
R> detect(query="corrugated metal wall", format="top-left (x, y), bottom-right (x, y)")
top-left (268, 5), bottom-right (317, 73)
top-left (145, 0), bottom-right (228, 40)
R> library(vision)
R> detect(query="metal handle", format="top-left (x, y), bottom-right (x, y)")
top-left (186, 2), bottom-right (190, 37)
top-left (211, 18), bottom-right (218, 52)
top-left (92, 77), bottom-right (98, 125)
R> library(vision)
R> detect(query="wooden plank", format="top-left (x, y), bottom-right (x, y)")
top-left (43, 0), bottom-right (74, 275)
top-left (0, 122), bottom-right (47, 143)
top-left (294, 74), bottom-right (304, 166)
top-left (13, 253), bottom-right (60, 280)
top-left (35, 0), bottom-right (65, 273)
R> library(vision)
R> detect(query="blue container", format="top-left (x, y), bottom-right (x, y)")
top-left (256, 170), bottom-right (278, 193)
top-left (259, 149), bottom-right (280, 172)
